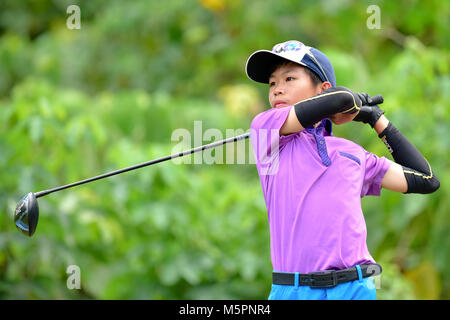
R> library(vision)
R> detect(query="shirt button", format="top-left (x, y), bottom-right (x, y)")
top-left (320, 141), bottom-right (324, 144)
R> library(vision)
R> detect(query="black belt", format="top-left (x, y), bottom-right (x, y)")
top-left (272, 264), bottom-right (382, 288)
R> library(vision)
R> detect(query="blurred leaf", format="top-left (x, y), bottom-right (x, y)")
top-left (405, 261), bottom-right (442, 299)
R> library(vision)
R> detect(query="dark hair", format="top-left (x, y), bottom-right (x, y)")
top-left (269, 60), bottom-right (323, 87)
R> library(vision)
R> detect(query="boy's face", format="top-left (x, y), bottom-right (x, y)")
top-left (268, 63), bottom-right (327, 109)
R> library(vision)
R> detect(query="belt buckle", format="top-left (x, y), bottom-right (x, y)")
top-left (308, 270), bottom-right (338, 288)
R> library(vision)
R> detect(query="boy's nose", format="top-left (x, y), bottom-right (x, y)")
top-left (273, 85), bottom-right (285, 96)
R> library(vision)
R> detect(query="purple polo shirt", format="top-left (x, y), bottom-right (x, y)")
top-left (250, 106), bottom-right (391, 273)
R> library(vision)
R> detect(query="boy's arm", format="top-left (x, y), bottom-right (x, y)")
top-left (280, 86), bottom-right (361, 135)
top-left (355, 106), bottom-right (440, 194)
top-left (373, 115), bottom-right (408, 193)
top-left (281, 106), bottom-right (306, 135)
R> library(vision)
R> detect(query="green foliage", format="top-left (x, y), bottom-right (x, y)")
top-left (0, 0), bottom-right (448, 299)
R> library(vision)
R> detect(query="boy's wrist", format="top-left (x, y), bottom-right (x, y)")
top-left (374, 114), bottom-right (389, 134)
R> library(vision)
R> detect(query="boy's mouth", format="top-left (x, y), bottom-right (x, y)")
top-left (274, 101), bottom-right (288, 108)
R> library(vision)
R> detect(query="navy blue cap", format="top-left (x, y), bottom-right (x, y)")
top-left (245, 40), bottom-right (336, 87)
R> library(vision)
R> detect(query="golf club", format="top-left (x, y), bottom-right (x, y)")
top-left (14, 94), bottom-right (384, 237)
top-left (14, 132), bottom-right (250, 237)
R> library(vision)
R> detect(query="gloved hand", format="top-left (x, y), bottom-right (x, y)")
top-left (356, 93), bottom-right (384, 106)
top-left (353, 104), bottom-right (385, 128)
top-left (352, 93), bottom-right (385, 127)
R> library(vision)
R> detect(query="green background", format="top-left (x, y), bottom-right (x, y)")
top-left (0, 0), bottom-right (448, 299)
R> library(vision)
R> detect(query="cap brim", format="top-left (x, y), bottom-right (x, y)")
top-left (245, 50), bottom-right (306, 84)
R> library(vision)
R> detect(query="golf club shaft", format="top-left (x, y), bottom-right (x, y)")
top-left (34, 132), bottom-right (250, 198)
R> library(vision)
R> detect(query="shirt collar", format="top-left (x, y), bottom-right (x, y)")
top-left (305, 118), bottom-right (333, 136)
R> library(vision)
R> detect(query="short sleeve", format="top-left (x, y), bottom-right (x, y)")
top-left (250, 106), bottom-right (292, 175)
top-left (361, 151), bottom-right (392, 197)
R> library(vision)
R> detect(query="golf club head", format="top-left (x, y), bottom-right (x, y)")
top-left (14, 192), bottom-right (39, 237)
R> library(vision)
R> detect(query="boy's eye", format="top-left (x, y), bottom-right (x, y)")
top-left (269, 76), bottom-right (295, 87)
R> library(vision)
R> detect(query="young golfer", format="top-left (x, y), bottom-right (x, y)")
top-left (246, 40), bottom-right (440, 300)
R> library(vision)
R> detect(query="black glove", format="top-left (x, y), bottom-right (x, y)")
top-left (353, 105), bottom-right (385, 128)
top-left (353, 93), bottom-right (385, 128)
top-left (356, 93), bottom-right (383, 106)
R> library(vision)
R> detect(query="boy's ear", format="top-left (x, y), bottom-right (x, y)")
top-left (321, 81), bottom-right (332, 91)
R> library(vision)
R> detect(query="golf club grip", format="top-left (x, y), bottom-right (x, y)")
top-left (34, 132), bottom-right (251, 198)
top-left (369, 94), bottom-right (383, 105)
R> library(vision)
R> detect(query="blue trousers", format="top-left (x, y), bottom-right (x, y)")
top-left (268, 266), bottom-right (377, 300)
